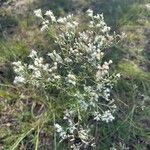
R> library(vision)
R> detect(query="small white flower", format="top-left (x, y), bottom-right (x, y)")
top-left (67, 73), bottom-right (76, 80)
top-left (42, 20), bottom-right (49, 25)
top-left (45, 10), bottom-right (53, 16)
top-left (12, 61), bottom-right (22, 66)
top-left (55, 53), bottom-right (63, 63)
top-left (102, 62), bottom-right (109, 70)
top-left (96, 70), bottom-right (102, 81)
top-left (48, 69), bottom-right (52, 73)
top-left (29, 50), bottom-right (37, 58)
top-left (41, 24), bottom-right (48, 32)
top-left (101, 110), bottom-right (115, 123)
top-left (87, 9), bottom-right (93, 17)
top-left (33, 70), bottom-right (41, 78)
top-left (42, 64), bottom-right (49, 71)
top-left (66, 22), bottom-right (74, 29)
top-left (116, 73), bottom-right (121, 78)
top-left (47, 52), bottom-right (55, 60)
top-left (93, 111), bottom-right (101, 121)
top-left (64, 57), bottom-right (72, 63)
top-left (109, 60), bottom-right (113, 64)
top-left (55, 123), bottom-right (63, 133)
top-left (73, 21), bottom-right (79, 27)
top-left (13, 76), bottom-right (25, 84)
top-left (102, 26), bottom-right (110, 33)
top-left (54, 62), bottom-right (57, 66)
top-left (34, 57), bottom-right (43, 66)
top-left (67, 73), bottom-right (76, 85)
top-left (57, 17), bottom-right (66, 24)
top-left (34, 9), bottom-right (43, 18)
top-left (54, 75), bottom-right (61, 80)
top-left (52, 64), bottom-right (57, 70)
top-left (68, 79), bottom-right (76, 85)
top-left (45, 10), bottom-right (56, 22)
top-left (66, 14), bottom-right (73, 19)
top-left (110, 147), bottom-right (117, 150)
top-left (28, 65), bottom-right (36, 70)
top-left (59, 131), bottom-right (67, 139)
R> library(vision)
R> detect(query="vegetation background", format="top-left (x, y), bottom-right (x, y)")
top-left (0, 0), bottom-right (150, 149)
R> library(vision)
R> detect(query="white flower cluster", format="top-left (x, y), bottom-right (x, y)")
top-left (55, 110), bottom-right (95, 149)
top-left (34, 9), bottom-right (78, 32)
top-left (67, 73), bottom-right (76, 85)
top-left (13, 9), bottom-right (122, 149)
top-left (13, 61), bottom-right (26, 84)
top-left (13, 49), bottom-right (62, 87)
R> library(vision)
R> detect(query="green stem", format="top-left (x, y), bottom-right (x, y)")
top-left (53, 113), bottom-right (57, 150)
top-left (35, 125), bottom-right (40, 150)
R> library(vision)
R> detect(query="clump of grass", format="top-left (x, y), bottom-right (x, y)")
top-left (119, 4), bottom-right (150, 26)
top-left (118, 60), bottom-right (150, 81)
top-left (0, 40), bottom-right (29, 63)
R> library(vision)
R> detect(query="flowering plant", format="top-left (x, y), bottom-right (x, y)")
top-left (13, 9), bottom-right (121, 149)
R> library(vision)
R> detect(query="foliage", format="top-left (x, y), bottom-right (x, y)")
top-left (0, 0), bottom-right (150, 150)
top-left (9, 9), bottom-right (122, 149)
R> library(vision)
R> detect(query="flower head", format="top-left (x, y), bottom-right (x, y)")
top-left (13, 76), bottom-right (25, 84)
top-left (29, 50), bottom-right (37, 58)
top-left (34, 9), bottom-right (43, 18)
top-left (45, 10), bottom-right (56, 22)
top-left (87, 9), bottom-right (93, 17)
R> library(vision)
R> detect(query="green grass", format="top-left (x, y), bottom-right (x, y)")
top-left (0, 39), bottom-right (29, 63)
top-left (119, 4), bottom-right (150, 26)
top-left (118, 60), bottom-right (150, 81)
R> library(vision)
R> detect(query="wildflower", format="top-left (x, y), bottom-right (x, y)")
top-left (34, 9), bottom-right (43, 18)
top-left (116, 73), bottom-right (121, 78)
top-left (48, 51), bottom-right (63, 63)
top-left (55, 123), bottom-right (67, 140)
top-left (67, 73), bottom-right (76, 80)
top-left (34, 57), bottom-right (43, 66)
top-left (109, 60), bottom-right (113, 64)
top-left (96, 52), bottom-right (103, 60)
top-left (87, 9), bottom-right (93, 17)
top-left (55, 123), bottom-right (63, 133)
top-left (41, 24), bottom-right (48, 32)
top-left (67, 73), bottom-right (76, 85)
top-left (42, 63), bottom-right (49, 71)
top-left (93, 111), bottom-right (101, 121)
top-left (13, 76), bottom-right (25, 84)
top-left (57, 17), bottom-right (67, 24)
top-left (45, 10), bottom-right (56, 22)
top-left (12, 61), bottom-right (22, 66)
top-left (13, 61), bottom-right (25, 74)
top-left (12, 9), bottom-right (122, 149)
top-left (55, 54), bottom-right (63, 63)
top-left (28, 64), bottom-right (36, 70)
top-left (29, 50), bottom-right (37, 58)
top-left (66, 22), bottom-right (74, 29)
top-left (73, 21), bottom-right (79, 27)
top-left (64, 57), bottom-right (72, 63)
top-left (45, 10), bottom-right (53, 17)
top-left (33, 70), bottom-right (41, 78)
top-left (96, 70), bottom-right (102, 80)
top-left (45, 19), bottom-right (50, 24)
top-left (102, 62), bottom-right (110, 70)
top-left (54, 75), bottom-right (61, 80)
top-left (89, 21), bottom-right (94, 27)
top-left (101, 110), bottom-right (115, 123)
